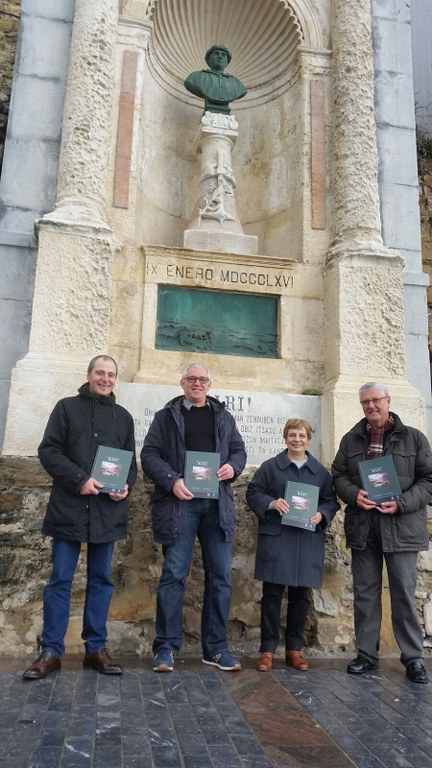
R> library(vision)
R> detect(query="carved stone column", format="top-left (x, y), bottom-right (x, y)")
top-left (3, 0), bottom-right (119, 456)
top-left (321, 0), bottom-right (425, 463)
top-left (40, 0), bottom-right (118, 232)
top-left (183, 112), bottom-right (258, 255)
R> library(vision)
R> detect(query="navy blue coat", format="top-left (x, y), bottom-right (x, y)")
top-left (38, 383), bottom-right (137, 543)
top-left (246, 450), bottom-right (340, 588)
top-left (140, 395), bottom-right (246, 544)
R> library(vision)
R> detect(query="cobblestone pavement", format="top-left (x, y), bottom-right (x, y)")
top-left (0, 657), bottom-right (431, 767)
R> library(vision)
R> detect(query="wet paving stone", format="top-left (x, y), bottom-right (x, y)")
top-left (0, 657), bottom-right (430, 767)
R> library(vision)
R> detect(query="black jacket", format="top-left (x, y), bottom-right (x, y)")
top-left (246, 450), bottom-right (339, 588)
top-left (38, 383), bottom-right (137, 543)
top-left (140, 395), bottom-right (246, 544)
top-left (332, 412), bottom-right (432, 551)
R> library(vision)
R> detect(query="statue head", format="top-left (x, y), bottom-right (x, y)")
top-left (184, 44), bottom-right (246, 114)
top-left (205, 45), bottom-right (232, 71)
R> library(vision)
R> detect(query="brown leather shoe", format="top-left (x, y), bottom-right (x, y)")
top-left (23, 651), bottom-right (61, 680)
top-left (83, 648), bottom-right (123, 675)
top-left (256, 652), bottom-right (274, 671)
top-left (286, 650), bottom-right (309, 671)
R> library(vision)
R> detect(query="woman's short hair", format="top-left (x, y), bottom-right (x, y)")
top-left (283, 418), bottom-right (312, 441)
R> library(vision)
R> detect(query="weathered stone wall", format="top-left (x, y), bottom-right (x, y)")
top-left (418, 148), bottom-right (432, 352)
top-left (1, 456), bottom-right (431, 658)
top-left (0, 1), bottom-right (21, 172)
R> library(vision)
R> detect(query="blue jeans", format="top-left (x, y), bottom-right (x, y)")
top-left (41, 539), bottom-right (115, 657)
top-left (153, 499), bottom-right (232, 656)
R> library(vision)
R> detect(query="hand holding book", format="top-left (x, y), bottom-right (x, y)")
top-left (358, 456), bottom-right (402, 509)
top-left (272, 496), bottom-right (322, 525)
top-left (281, 481), bottom-right (319, 531)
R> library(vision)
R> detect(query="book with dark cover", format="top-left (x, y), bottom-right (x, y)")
top-left (358, 455), bottom-right (402, 504)
top-left (281, 481), bottom-right (318, 531)
top-left (184, 451), bottom-right (221, 498)
top-left (91, 445), bottom-right (134, 494)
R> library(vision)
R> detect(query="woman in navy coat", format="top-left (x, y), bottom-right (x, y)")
top-left (246, 418), bottom-right (339, 671)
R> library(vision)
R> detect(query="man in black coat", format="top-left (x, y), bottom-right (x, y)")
top-left (332, 382), bottom-right (432, 684)
top-left (141, 362), bottom-right (246, 673)
top-left (23, 355), bottom-right (137, 680)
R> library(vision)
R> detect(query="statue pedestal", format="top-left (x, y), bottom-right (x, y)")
top-left (183, 229), bottom-right (258, 255)
top-left (183, 112), bottom-right (258, 255)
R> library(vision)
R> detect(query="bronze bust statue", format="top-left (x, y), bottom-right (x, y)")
top-left (184, 45), bottom-right (247, 114)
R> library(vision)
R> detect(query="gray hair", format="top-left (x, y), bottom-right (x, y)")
top-left (87, 355), bottom-right (118, 376)
top-left (359, 382), bottom-right (389, 399)
top-left (181, 362), bottom-right (211, 379)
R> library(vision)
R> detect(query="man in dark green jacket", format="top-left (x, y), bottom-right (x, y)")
top-left (23, 355), bottom-right (137, 681)
top-left (332, 382), bottom-right (432, 684)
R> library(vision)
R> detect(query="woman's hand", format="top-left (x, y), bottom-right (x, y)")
top-left (271, 497), bottom-right (289, 516)
top-left (310, 511), bottom-right (323, 525)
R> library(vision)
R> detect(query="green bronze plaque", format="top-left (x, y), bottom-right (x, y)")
top-left (156, 286), bottom-right (278, 358)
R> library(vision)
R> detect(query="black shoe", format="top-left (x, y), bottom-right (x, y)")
top-left (406, 661), bottom-right (428, 684)
top-left (347, 655), bottom-right (378, 675)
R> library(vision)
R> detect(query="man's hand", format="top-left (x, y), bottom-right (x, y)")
top-left (355, 489), bottom-right (377, 510)
top-left (376, 501), bottom-right (398, 515)
top-left (109, 484), bottom-right (129, 502)
top-left (80, 478), bottom-right (104, 495)
top-left (172, 477), bottom-right (194, 500)
top-left (217, 463), bottom-right (234, 481)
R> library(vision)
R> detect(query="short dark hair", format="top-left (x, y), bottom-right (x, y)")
top-left (87, 355), bottom-right (118, 377)
top-left (205, 45), bottom-right (232, 66)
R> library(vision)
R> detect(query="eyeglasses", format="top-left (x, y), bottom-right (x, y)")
top-left (360, 396), bottom-right (387, 407)
top-left (184, 376), bottom-right (210, 384)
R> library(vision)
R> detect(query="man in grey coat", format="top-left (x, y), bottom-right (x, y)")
top-left (332, 382), bottom-right (432, 684)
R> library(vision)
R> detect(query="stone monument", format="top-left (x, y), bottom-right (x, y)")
top-left (183, 45), bottom-right (258, 255)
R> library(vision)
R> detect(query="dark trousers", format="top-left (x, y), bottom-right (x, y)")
top-left (259, 582), bottom-right (310, 652)
top-left (351, 512), bottom-right (423, 665)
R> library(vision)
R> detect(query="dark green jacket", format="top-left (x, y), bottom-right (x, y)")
top-left (331, 413), bottom-right (432, 552)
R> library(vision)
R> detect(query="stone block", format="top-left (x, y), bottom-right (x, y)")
top-left (377, 125), bottom-right (418, 185)
top-left (418, 548), bottom-right (432, 572)
top-left (7, 75), bottom-right (64, 141)
top-left (0, 293), bottom-right (32, 371)
top-left (403, 283), bottom-right (428, 335)
top-left (374, 72), bottom-right (416, 130)
top-left (0, 244), bottom-right (36, 301)
top-left (373, 18), bottom-right (413, 76)
top-left (424, 596), bottom-right (432, 637)
top-left (380, 182), bottom-right (422, 251)
top-left (0, 138), bottom-right (60, 213)
top-left (22, 0), bottom-right (75, 21)
top-left (17, 15), bottom-right (73, 80)
top-left (372, 0), bottom-right (410, 24)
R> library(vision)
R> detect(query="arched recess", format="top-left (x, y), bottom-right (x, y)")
top-left (136, 0), bottom-right (328, 259)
